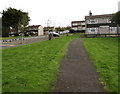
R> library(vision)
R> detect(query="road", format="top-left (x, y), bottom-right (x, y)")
top-left (0, 35), bottom-right (48, 49)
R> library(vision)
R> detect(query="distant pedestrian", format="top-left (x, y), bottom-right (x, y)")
top-left (48, 33), bottom-right (52, 40)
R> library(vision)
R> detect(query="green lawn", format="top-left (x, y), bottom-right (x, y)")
top-left (2, 34), bottom-right (81, 92)
top-left (84, 37), bottom-right (119, 93)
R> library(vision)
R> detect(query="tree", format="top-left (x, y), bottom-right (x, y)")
top-left (22, 12), bottom-right (30, 26)
top-left (112, 11), bottom-right (120, 34)
top-left (2, 7), bottom-right (22, 37)
top-left (112, 11), bottom-right (120, 25)
top-left (18, 12), bottom-right (30, 36)
top-left (2, 7), bottom-right (30, 37)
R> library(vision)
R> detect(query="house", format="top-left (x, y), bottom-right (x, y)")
top-left (9, 28), bottom-right (20, 36)
top-left (44, 27), bottom-right (55, 32)
top-left (85, 11), bottom-right (117, 34)
top-left (27, 25), bottom-right (43, 36)
top-left (71, 21), bottom-right (85, 32)
top-left (43, 27), bottom-right (55, 35)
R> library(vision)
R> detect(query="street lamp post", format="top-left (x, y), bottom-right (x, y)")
top-left (47, 19), bottom-right (52, 40)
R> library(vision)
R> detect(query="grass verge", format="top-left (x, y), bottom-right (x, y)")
top-left (2, 33), bottom-right (81, 92)
top-left (84, 37), bottom-right (119, 93)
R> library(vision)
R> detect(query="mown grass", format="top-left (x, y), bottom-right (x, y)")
top-left (84, 37), bottom-right (119, 93)
top-left (2, 33), bottom-right (81, 92)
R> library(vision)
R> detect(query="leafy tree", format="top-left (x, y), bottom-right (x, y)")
top-left (55, 26), bottom-right (71, 32)
top-left (18, 12), bottom-right (30, 35)
top-left (112, 11), bottom-right (120, 25)
top-left (2, 7), bottom-right (22, 37)
top-left (2, 7), bottom-right (30, 37)
top-left (21, 12), bottom-right (30, 27)
top-left (55, 27), bottom-right (62, 32)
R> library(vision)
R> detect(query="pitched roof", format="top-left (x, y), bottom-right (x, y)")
top-left (85, 14), bottom-right (115, 19)
top-left (29, 25), bottom-right (41, 27)
top-left (71, 20), bottom-right (85, 23)
top-left (44, 27), bottom-right (54, 29)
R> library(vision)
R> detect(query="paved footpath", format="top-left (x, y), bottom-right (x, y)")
top-left (53, 38), bottom-right (108, 93)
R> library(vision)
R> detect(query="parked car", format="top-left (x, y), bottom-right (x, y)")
top-left (49, 32), bottom-right (60, 37)
top-left (59, 32), bottom-right (63, 34)
top-left (53, 32), bottom-right (59, 37)
top-left (63, 30), bottom-right (69, 34)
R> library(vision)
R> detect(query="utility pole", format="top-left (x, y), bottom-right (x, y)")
top-left (47, 19), bottom-right (52, 40)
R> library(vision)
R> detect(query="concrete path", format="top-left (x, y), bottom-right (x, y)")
top-left (53, 38), bottom-right (108, 93)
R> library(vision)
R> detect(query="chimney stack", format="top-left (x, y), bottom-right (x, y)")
top-left (89, 10), bottom-right (92, 16)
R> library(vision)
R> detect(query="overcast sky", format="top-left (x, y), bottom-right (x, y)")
top-left (0, 0), bottom-right (119, 27)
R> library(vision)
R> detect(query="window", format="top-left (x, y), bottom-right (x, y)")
top-left (87, 28), bottom-right (98, 32)
top-left (107, 18), bottom-right (111, 23)
top-left (110, 27), bottom-right (116, 32)
top-left (91, 29), bottom-right (95, 32)
top-left (72, 23), bottom-right (78, 26)
top-left (89, 19), bottom-right (97, 24)
top-left (72, 27), bottom-right (77, 30)
top-left (81, 23), bottom-right (85, 25)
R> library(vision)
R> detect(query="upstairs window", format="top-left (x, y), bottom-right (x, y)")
top-left (89, 19), bottom-right (97, 24)
top-left (78, 23), bottom-right (81, 25)
top-left (107, 18), bottom-right (111, 23)
top-left (72, 23), bottom-right (78, 26)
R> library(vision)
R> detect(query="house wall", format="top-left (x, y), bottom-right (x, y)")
top-left (71, 21), bottom-right (85, 31)
top-left (86, 18), bottom-right (111, 24)
top-left (86, 26), bottom-right (118, 34)
top-left (98, 18), bottom-right (111, 23)
top-left (85, 15), bottom-right (117, 34)
top-left (72, 27), bottom-right (78, 30)
top-left (109, 27), bottom-right (117, 34)
top-left (99, 26), bottom-right (109, 34)
top-left (38, 26), bottom-right (43, 36)
top-left (86, 28), bottom-right (98, 34)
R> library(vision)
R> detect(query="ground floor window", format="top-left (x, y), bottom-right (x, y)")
top-left (110, 27), bottom-right (117, 32)
top-left (72, 27), bottom-right (77, 30)
top-left (87, 28), bottom-right (99, 33)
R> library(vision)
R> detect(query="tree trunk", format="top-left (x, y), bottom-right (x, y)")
top-left (2, 26), bottom-right (9, 37)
